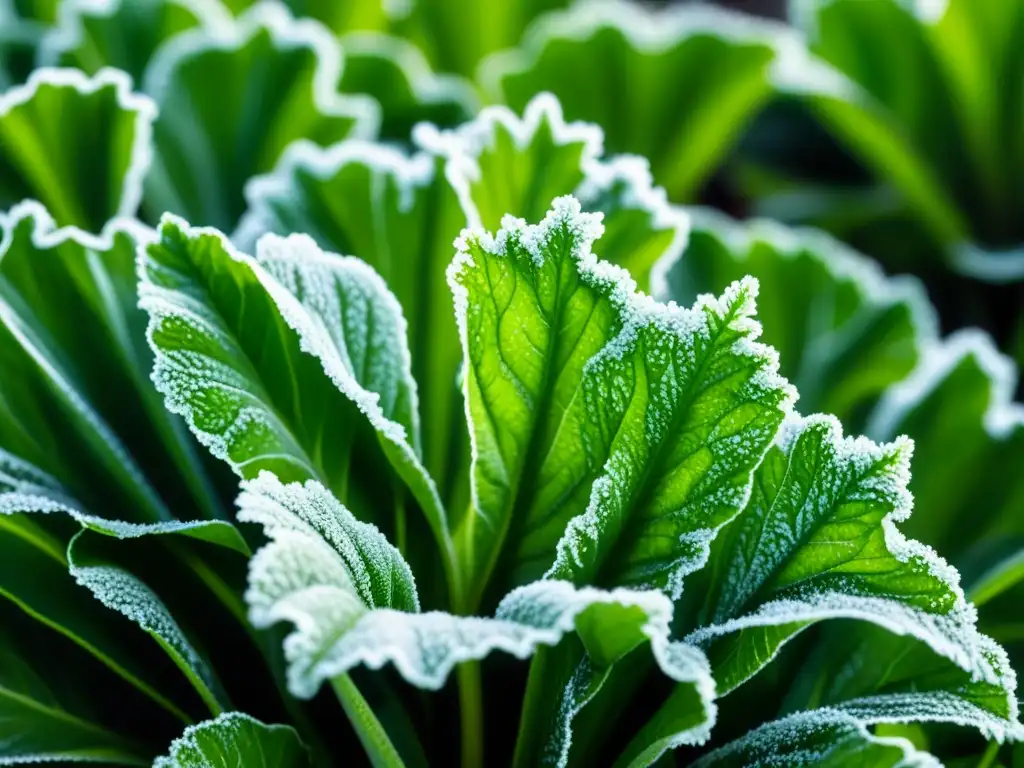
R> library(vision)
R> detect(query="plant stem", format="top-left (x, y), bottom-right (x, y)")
top-left (511, 646), bottom-right (551, 768)
top-left (332, 674), bottom-right (407, 768)
top-left (458, 661), bottom-right (484, 768)
top-left (976, 740), bottom-right (1000, 768)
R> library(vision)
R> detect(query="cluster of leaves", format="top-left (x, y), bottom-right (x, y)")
top-left (1, 0), bottom-right (1024, 766)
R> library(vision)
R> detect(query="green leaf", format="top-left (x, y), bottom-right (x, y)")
top-left (140, 214), bottom-right (457, 587)
top-left (450, 196), bottom-right (793, 610)
top-left (420, 92), bottom-right (688, 285)
top-left (0, 203), bottom-right (222, 524)
top-left (0, 449), bottom-right (242, 723)
top-left (235, 139), bottom-right (467, 497)
top-left (235, 94), bottom-right (688, 499)
top-left (39, 0), bottom-right (231, 84)
top-left (687, 414), bottom-right (1005, 698)
top-left (240, 472), bottom-right (418, 618)
top-left (483, 0), bottom-right (788, 200)
top-left (141, 3), bottom-right (378, 231)
top-left (0, 67), bottom-right (155, 232)
top-left (787, 0), bottom-right (1024, 277)
top-left (391, 0), bottom-right (571, 78)
top-left (692, 706), bottom-right (941, 768)
top-left (866, 330), bottom-right (1024, 564)
top-left (655, 209), bottom-right (934, 428)
top-left (155, 712), bottom-right (307, 768)
top-left (785, 624), bottom-right (1020, 741)
top-left (338, 32), bottom-right (477, 141)
top-left (0, 1), bottom-right (39, 90)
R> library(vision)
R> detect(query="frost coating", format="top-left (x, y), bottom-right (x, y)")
top-left (0, 67), bottom-right (156, 228)
top-left (692, 706), bottom-right (941, 767)
top-left (142, 2), bottom-right (378, 137)
top-left (238, 472), bottom-right (418, 615)
top-left (416, 92), bottom-right (690, 270)
top-left (687, 413), bottom-right (1019, 729)
top-left (154, 712), bottom-right (305, 768)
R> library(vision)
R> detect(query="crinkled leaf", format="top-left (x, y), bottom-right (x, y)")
top-left (239, 472), bottom-right (418, 617)
top-left (139, 215), bottom-right (454, 572)
top-left (687, 414), bottom-right (1006, 702)
top-left (142, 3), bottom-right (378, 231)
top-left (655, 209), bottom-right (934, 428)
top-left (0, 203), bottom-right (223, 524)
top-left (484, 0), bottom-right (791, 200)
top-left (450, 196), bottom-right (792, 610)
top-left (338, 32), bottom-right (476, 141)
top-left (420, 92), bottom-right (688, 285)
top-left (692, 706), bottom-right (940, 768)
top-left (234, 139), bottom-right (466, 494)
top-left (866, 331), bottom-right (1024, 563)
top-left (0, 67), bottom-right (154, 232)
top-left (39, 0), bottom-right (229, 84)
top-left (155, 712), bottom-right (307, 768)
top-left (785, 623), bottom-right (1020, 741)
top-left (239, 472), bottom-right (714, 765)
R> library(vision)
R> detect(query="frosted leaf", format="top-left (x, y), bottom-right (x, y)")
top-left (233, 138), bottom-right (465, 490)
top-left (154, 712), bottom-right (307, 768)
top-left (692, 706), bottom-right (941, 767)
top-left (654, 207), bottom-right (937, 427)
top-left (480, 0), bottom-right (818, 200)
top-left (449, 197), bottom-right (793, 601)
top-left (417, 91), bottom-right (689, 284)
top-left (0, 448), bottom-right (245, 721)
top-left (139, 215), bottom-right (455, 572)
top-left (238, 472), bottom-right (418, 616)
top-left (0, 67), bottom-right (155, 232)
top-left (38, 0), bottom-right (230, 83)
top-left (684, 412), bottom-right (1018, 732)
top-left (141, 2), bottom-right (378, 230)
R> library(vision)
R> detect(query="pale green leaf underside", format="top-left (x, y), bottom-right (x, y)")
top-left (154, 712), bottom-right (307, 768)
top-left (450, 195), bottom-right (793, 609)
top-left (689, 414), bottom-right (1009, 701)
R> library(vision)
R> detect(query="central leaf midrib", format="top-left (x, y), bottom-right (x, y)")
top-left (735, 440), bottom-right (891, 620)
top-left (594, 298), bottom-right (749, 590)
top-left (474, 249), bottom-right (584, 608)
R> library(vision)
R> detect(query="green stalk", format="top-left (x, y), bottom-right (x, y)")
top-left (511, 646), bottom-right (551, 768)
top-left (332, 674), bottom-right (407, 768)
top-left (458, 661), bottom-right (484, 768)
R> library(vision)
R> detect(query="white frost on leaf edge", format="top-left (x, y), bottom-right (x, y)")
top-left (478, 0), bottom-right (852, 107)
top-left (687, 413), bottom-right (1020, 735)
top-left (338, 31), bottom-right (479, 114)
top-left (36, 0), bottom-right (232, 69)
top-left (451, 197), bottom-right (793, 598)
top-left (139, 215), bottom-right (456, 572)
top-left (414, 91), bottom-right (691, 269)
top-left (650, 205), bottom-right (939, 347)
top-left (233, 137), bottom-right (436, 248)
top-left (154, 711), bottom-right (304, 768)
top-left (0, 67), bottom-right (156, 228)
top-left (868, 328), bottom-right (1024, 442)
top-left (0, 202), bottom-right (165, 520)
top-left (141, 1), bottom-right (380, 140)
top-left (691, 705), bottom-right (942, 768)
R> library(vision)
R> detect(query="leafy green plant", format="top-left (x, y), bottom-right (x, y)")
top-left (2, 1), bottom-right (1024, 766)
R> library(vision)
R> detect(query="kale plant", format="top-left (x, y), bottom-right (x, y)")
top-left (0, 1), bottom-right (1023, 766)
